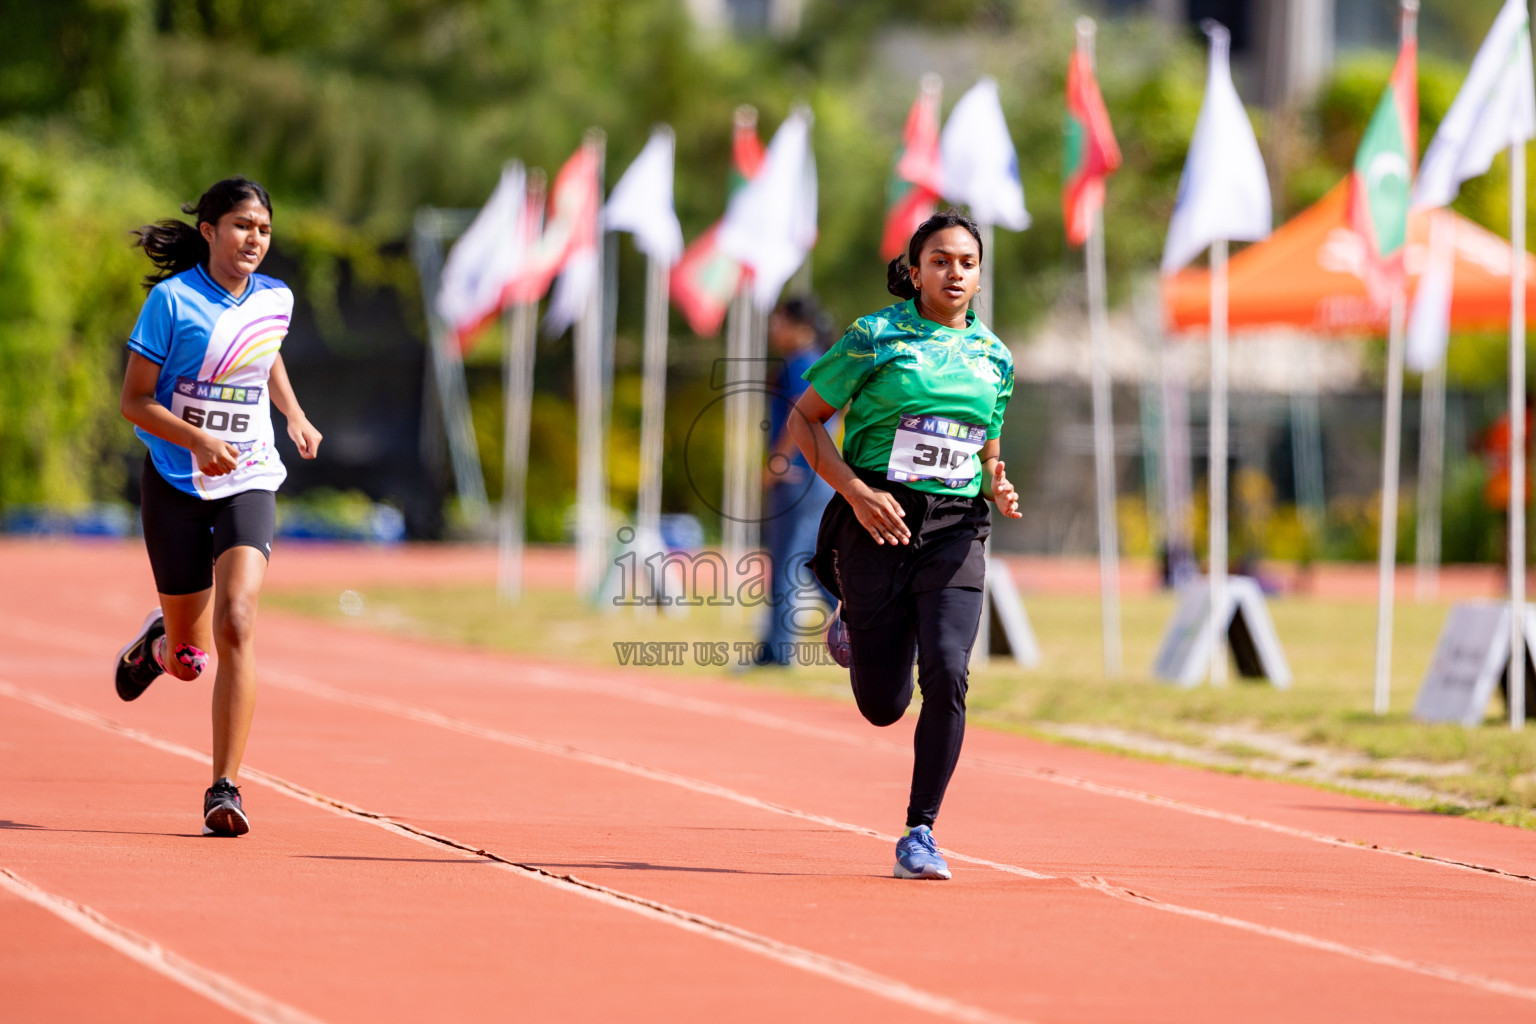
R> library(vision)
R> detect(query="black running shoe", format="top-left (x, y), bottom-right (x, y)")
top-left (202, 778), bottom-right (249, 837)
top-left (114, 609), bottom-right (165, 702)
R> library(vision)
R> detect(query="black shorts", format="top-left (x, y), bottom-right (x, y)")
top-left (140, 455), bottom-right (276, 596)
top-left (812, 465), bottom-right (990, 629)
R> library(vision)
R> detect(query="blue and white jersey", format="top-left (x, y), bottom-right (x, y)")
top-left (127, 265), bottom-right (291, 500)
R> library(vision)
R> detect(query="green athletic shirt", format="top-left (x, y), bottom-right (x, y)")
top-left (803, 299), bottom-right (1015, 498)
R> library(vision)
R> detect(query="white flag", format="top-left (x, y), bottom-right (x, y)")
top-left (1161, 24), bottom-right (1272, 274)
top-left (939, 78), bottom-right (1029, 231)
top-left (1407, 212), bottom-right (1456, 371)
top-left (437, 163), bottom-right (526, 338)
top-left (1415, 0), bottom-right (1536, 211)
top-left (605, 127), bottom-right (684, 265)
top-left (542, 246), bottom-right (599, 338)
top-left (718, 108), bottom-right (819, 311)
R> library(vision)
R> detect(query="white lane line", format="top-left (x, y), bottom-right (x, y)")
top-left (0, 867), bottom-right (328, 1024)
top-left (18, 614), bottom-right (1535, 886)
top-left (246, 672), bottom-right (1536, 1005)
top-left (506, 663), bottom-right (1536, 887)
top-left (0, 681), bottom-right (1030, 1024)
top-left (1076, 874), bottom-right (1536, 1003)
top-left (262, 668), bottom-right (1052, 881)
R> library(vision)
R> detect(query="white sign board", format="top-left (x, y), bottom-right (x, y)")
top-left (985, 556), bottom-right (1040, 669)
top-left (1413, 601), bottom-right (1536, 726)
top-left (1153, 576), bottom-right (1292, 687)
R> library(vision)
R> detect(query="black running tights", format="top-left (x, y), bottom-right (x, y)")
top-left (845, 586), bottom-right (984, 829)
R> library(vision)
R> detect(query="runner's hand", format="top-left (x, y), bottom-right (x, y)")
top-left (193, 435), bottom-right (240, 477)
top-left (848, 481), bottom-right (910, 546)
top-left (288, 416), bottom-right (324, 460)
top-left (989, 459), bottom-right (1022, 519)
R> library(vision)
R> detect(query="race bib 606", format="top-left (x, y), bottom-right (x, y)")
top-left (170, 377), bottom-right (262, 439)
top-left (886, 414), bottom-right (986, 488)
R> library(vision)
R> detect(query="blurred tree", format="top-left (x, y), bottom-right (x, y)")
top-left (14, 0), bottom-right (1516, 527)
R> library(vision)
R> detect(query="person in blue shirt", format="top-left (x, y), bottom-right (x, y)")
top-left (112, 177), bottom-right (323, 837)
top-left (751, 296), bottom-right (838, 667)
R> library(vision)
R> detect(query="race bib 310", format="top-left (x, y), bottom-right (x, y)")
top-left (886, 414), bottom-right (986, 489)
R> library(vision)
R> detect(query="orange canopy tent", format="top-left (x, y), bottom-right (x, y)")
top-left (1164, 182), bottom-right (1536, 334)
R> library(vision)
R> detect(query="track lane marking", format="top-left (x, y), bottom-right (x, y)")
top-left (0, 867), bottom-right (328, 1024)
top-left (15, 614), bottom-right (1534, 886)
top-left (1076, 874), bottom-right (1536, 1002)
top-left (13, 676), bottom-right (1536, 1005)
top-left (0, 681), bottom-right (1029, 1024)
top-left (117, 670), bottom-right (1536, 1005)
top-left (262, 669), bottom-right (1051, 881)
top-left (506, 662), bottom-right (1536, 887)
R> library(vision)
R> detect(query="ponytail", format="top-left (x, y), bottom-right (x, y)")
top-left (885, 208), bottom-right (984, 299)
top-left (886, 255), bottom-right (918, 299)
top-left (132, 221), bottom-right (208, 290)
top-left (132, 176), bottom-right (272, 290)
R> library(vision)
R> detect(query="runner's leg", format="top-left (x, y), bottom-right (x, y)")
top-left (846, 602), bottom-right (919, 727)
top-left (209, 545), bottom-right (266, 784)
top-left (207, 487), bottom-right (275, 785)
top-left (905, 586), bottom-right (984, 829)
top-left (158, 590), bottom-right (214, 681)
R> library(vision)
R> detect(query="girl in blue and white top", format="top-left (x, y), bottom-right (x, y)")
top-left (114, 177), bottom-right (322, 837)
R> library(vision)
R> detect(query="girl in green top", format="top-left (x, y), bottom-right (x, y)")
top-left (789, 210), bottom-right (1021, 880)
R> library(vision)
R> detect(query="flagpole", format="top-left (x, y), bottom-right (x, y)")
top-left (1080, 18), bottom-right (1122, 679)
top-left (496, 172), bottom-right (545, 603)
top-left (722, 286), bottom-right (747, 573)
top-left (499, 297), bottom-right (538, 601)
top-left (1414, 351), bottom-right (1446, 603)
top-left (1209, 236), bottom-right (1229, 685)
top-left (974, 221), bottom-right (996, 668)
top-left (1511, 133), bottom-right (1528, 729)
top-left (636, 251), bottom-right (669, 569)
top-left (575, 130), bottom-right (608, 598)
top-left (1374, 293), bottom-right (1408, 714)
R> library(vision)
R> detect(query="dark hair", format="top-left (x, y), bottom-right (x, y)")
top-left (774, 294), bottom-right (835, 350)
top-left (885, 208), bottom-right (984, 300)
top-left (132, 176), bottom-right (272, 290)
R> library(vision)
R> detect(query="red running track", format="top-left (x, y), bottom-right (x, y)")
top-left (6, 538), bottom-right (1536, 1023)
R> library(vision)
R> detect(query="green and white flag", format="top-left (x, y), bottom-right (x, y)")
top-left (1347, 20), bottom-right (1417, 299)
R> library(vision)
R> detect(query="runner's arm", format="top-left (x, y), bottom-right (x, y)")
top-left (267, 354), bottom-right (323, 459)
top-left (978, 440), bottom-right (1022, 519)
top-left (120, 352), bottom-right (239, 476)
top-left (787, 387), bottom-right (910, 545)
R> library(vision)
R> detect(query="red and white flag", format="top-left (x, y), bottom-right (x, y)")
top-left (670, 112), bottom-right (765, 336)
top-left (437, 163), bottom-right (528, 351)
top-left (882, 75), bottom-right (944, 260)
top-left (719, 107), bottom-right (818, 312)
top-left (507, 139), bottom-right (603, 334)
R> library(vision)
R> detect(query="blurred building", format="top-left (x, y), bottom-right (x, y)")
top-left (686, 0), bottom-right (806, 37)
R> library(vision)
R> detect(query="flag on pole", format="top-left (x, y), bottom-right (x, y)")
top-left (1415, 0), bottom-right (1536, 211)
top-left (1406, 211), bottom-right (1456, 371)
top-left (505, 140), bottom-right (602, 331)
top-left (719, 107), bottom-right (819, 312)
top-left (437, 163), bottom-right (527, 351)
top-left (1161, 24), bottom-right (1271, 274)
top-left (670, 112), bottom-right (765, 336)
top-left (1347, 19), bottom-right (1418, 303)
top-left (1063, 43), bottom-right (1121, 248)
top-left (605, 127), bottom-right (684, 265)
top-left (940, 78), bottom-right (1030, 230)
top-left (882, 75), bottom-right (945, 260)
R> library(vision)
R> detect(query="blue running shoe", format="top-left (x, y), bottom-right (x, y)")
top-left (825, 603), bottom-right (851, 669)
top-left (894, 825), bottom-right (951, 880)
